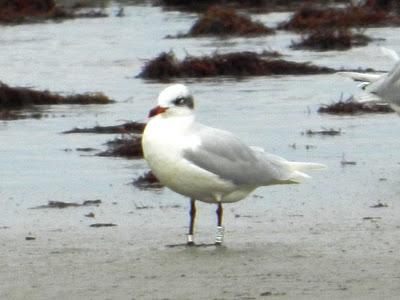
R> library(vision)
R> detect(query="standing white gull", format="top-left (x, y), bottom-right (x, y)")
top-left (142, 84), bottom-right (326, 245)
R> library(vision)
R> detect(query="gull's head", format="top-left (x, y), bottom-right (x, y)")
top-left (148, 84), bottom-right (194, 118)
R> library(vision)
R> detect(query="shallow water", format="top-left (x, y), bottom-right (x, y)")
top-left (0, 3), bottom-right (399, 220)
top-left (1, 3), bottom-right (400, 298)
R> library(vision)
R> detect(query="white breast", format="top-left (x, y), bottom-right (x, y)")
top-left (142, 115), bottom-right (242, 203)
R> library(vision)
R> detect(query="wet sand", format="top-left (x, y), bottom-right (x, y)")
top-left (1, 181), bottom-right (400, 300)
top-left (1, 220), bottom-right (400, 299)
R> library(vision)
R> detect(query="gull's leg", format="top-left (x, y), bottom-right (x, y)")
top-left (187, 198), bottom-right (196, 245)
top-left (215, 202), bottom-right (224, 245)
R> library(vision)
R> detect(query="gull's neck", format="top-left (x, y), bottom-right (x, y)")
top-left (148, 113), bottom-right (196, 136)
top-left (160, 113), bottom-right (195, 126)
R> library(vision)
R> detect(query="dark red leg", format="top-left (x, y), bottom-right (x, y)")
top-left (187, 199), bottom-right (196, 245)
top-left (215, 203), bottom-right (224, 245)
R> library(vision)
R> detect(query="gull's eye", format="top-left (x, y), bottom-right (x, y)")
top-left (173, 97), bottom-right (186, 106)
top-left (172, 96), bottom-right (194, 109)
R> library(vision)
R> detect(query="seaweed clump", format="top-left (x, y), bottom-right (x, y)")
top-left (156, 0), bottom-right (333, 12)
top-left (280, 3), bottom-right (395, 31)
top-left (63, 121), bottom-right (146, 159)
top-left (0, 0), bottom-right (108, 24)
top-left (132, 171), bottom-right (164, 189)
top-left (0, 0), bottom-right (57, 23)
top-left (0, 82), bottom-right (113, 120)
top-left (63, 121), bottom-right (145, 134)
top-left (365, 0), bottom-right (399, 11)
top-left (183, 5), bottom-right (273, 37)
top-left (0, 82), bottom-right (112, 109)
top-left (291, 28), bottom-right (371, 51)
top-left (138, 51), bottom-right (334, 80)
top-left (32, 199), bottom-right (102, 209)
top-left (318, 98), bottom-right (394, 115)
top-left (157, 0), bottom-right (269, 12)
top-left (97, 136), bottom-right (143, 158)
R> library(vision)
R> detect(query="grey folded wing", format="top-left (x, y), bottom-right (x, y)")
top-left (182, 125), bottom-right (292, 186)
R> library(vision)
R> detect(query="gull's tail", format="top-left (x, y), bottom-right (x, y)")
top-left (252, 151), bottom-right (326, 185)
top-left (286, 161), bottom-right (327, 183)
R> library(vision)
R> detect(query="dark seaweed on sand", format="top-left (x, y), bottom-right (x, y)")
top-left (0, 82), bottom-right (112, 110)
top-left (31, 200), bottom-right (102, 209)
top-left (138, 51), bottom-right (334, 80)
top-left (180, 5), bottom-right (273, 37)
top-left (157, 0), bottom-right (271, 12)
top-left (0, 0), bottom-right (108, 24)
top-left (279, 3), bottom-right (398, 31)
top-left (63, 122), bottom-right (145, 134)
top-left (132, 171), bottom-right (164, 189)
top-left (97, 136), bottom-right (143, 158)
top-left (318, 99), bottom-right (394, 115)
top-left (304, 128), bottom-right (341, 136)
top-left (0, 82), bottom-right (113, 120)
top-left (90, 223), bottom-right (117, 228)
top-left (156, 0), bottom-right (350, 12)
top-left (0, 0), bottom-right (56, 23)
top-left (291, 28), bottom-right (371, 51)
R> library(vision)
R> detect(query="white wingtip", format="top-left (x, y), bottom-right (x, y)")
top-left (286, 162), bottom-right (326, 183)
top-left (290, 162), bottom-right (327, 171)
top-left (289, 171), bottom-right (312, 183)
top-left (336, 71), bottom-right (381, 83)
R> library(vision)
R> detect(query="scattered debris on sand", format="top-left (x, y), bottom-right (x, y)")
top-left (97, 135), bottom-right (143, 158)
top-left (132, 171), bottom-right (164, 189)
top-left (303, 128), bottom-right (342, 136)
top-left (138, 51), bottom-right (334, 80)
top-left (291, 28), bottom-right (371, 51)
top-left (31, 200), bottom-right (102, 209)
top-left (63, 121), bottom-right (145, 134)
top-left (177, 5), bottom-right (273, 37)
top-left (234, 214), bottom-right (254, 218)
top-left (370, 202), bottom-right (388, 208)
top-left (260, 291), bottom-right (287, 297)
top-left (76, 147), bottom-right (97, 152)
top-left (318, 97), bottom-right (394, 115)
top-left (90, 223), bottom-right (117, 228)
top-left (362, 216), bottom-right (381, 220)
top-left (135, 204), bottom-right (155, 210)
top-left (280, 3), bottom-right (397, 31)
top-left (289, 143), bottom-right (316, 150)
top-left (341, 153), bottom-right (357, 166)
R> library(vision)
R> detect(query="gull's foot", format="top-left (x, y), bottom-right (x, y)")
top-left (215, 226), bottom-right (224, 245)
top-left (187, 234), bottom-right (194, 246)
